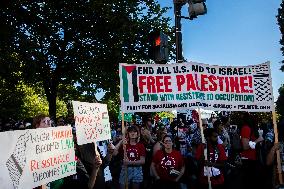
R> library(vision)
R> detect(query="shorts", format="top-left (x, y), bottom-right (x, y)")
top-left (119, 166), bottom-right (143, 184)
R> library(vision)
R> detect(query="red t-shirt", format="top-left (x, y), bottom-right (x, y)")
top-left (195, 143), bottom-right (227, 186)
top-left (240, 125), bottom-right (257, 160)
top-left (152, 149), bottom-right (184, 181)
top-left (120, 142), bottom-right (146, 161)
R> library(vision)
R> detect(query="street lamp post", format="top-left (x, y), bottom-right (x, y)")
top-left (174, 1), bottom-right (186, 63)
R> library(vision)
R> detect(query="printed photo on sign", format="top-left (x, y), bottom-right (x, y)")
top-left (0, 126), bottom-right (76, 189)
top-left (119, 62), bottom-right (273, 113)
top-left (73, 101), bottom-right (111, 145)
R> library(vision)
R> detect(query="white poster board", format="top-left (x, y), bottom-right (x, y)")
top-left (0, 126), bottom-right (76, 189)
top-left (73, 101), bottom-right (111, 145)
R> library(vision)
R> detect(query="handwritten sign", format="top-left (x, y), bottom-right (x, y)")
top-left (0, 126), bottom-right (76, 189)
top-left (73, 101), bottom-right (111, 145)
top-left (120, 62), bottom-right (273, 113)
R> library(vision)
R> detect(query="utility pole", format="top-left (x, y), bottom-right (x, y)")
top-left (174, 1), bottom-right (185, 63)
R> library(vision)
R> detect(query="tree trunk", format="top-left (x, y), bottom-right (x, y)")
top-left (48, 92), bottom-right (57, 121)
top-left (44, 79), bottom-right (58, 121)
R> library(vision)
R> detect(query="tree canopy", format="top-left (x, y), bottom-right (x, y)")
top-left (276, 85), bottom-right (284, 119)
top-left (0, 78), bottom-right (68, 120)
top-left (277, 1), bottom-right (284, 71)
top-left (0, 0), bottom-right (174, 119)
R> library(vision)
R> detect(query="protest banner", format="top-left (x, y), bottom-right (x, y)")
top-left (120, 62), bottom-right (273, 113)
top-left (0, 126), bottom-right (76, 189)
top-left (73, 101), bottom-right (111, 145)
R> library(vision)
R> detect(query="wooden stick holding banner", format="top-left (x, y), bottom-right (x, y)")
top-left (272, 106), bottom-right (283, 185)
top-left (121, 112), bottom-right (128, 189)
top-left (269, 64), bottom-right (283, 185)
top-left (198, 108), bottom-right (212, 189)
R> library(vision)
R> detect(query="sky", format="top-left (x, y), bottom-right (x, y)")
top-left (158, 0), bottom-right (284, 100)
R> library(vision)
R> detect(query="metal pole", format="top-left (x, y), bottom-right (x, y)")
top-left (174, 1), bottom-right (184, 63)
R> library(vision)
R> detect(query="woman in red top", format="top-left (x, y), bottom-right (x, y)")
top-left (151, 135), bottom-right (185, 189)
top-left (240, 112), bottom-right (263, 189)
top-left (195, 128), bottom-right (227, 189)
top-left (113, 125), bottom-right (145, 189)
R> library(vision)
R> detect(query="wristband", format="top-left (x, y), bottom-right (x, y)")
top-left (249, 141), bottom-right (256, 149)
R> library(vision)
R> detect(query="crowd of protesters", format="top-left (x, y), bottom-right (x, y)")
top-left (1, 112), bottom-right (284, 189)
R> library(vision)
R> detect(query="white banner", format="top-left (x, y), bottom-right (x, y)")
top-left (120, 62), bottom-right (273, 113)
top-left (0, 126), bottom-right (76, 189)
top-left (73, 101), bottom-right (111, 145)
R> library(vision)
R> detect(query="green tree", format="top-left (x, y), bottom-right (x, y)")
top-left (0, 0), bottom-right (174, 119)
top-left (277, 1), bottom-right (284, 71)
top-left (19, 82), bottom-right (68, 119)
top-left (0, 80), bottom-right (68, 120)
top-left (276, 85), bottom-right (284, 119)
top-left (157, 111), bottom-right (175, 119)
top-left (0, 79), bottom-right (23, 119)
top-left (102, 89), bottom-right (120, 122)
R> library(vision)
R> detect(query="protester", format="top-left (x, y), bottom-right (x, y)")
top-left (189, 122), bottom-right (202, 149)
top-left (57, 116), bottom-right (66, 126)
top-left (140, 118), bottom-right (156, 189)
top-left (141, 122), bottom-right (156, 145)
top-left (213, 119), bottom-right (230, 156)
top-left (263, 130), bottom-right (279, 189)
top-left (113, 125), bottom-right (145, 189)
top-left (33, 114), bottom-right (52, 189)
top-left (33, 114), bottom-right (52, 128)
top-left (240, 112), bottom-right (264, 189)
top-left (195, 128), bottom-right (227, 189)
top-left (153, 126), bottom-right (168, 156)
top-left (3, 110), bottom-right (284, 189)
top-left (151, 135), bottom-right (185, 189)
top-left (78, 140), bottom-right (115, 189)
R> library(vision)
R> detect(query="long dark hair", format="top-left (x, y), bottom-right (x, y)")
top-left (241, 112), bottom-right (259, 138)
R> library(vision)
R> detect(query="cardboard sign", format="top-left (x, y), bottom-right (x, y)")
top-left (73, 101), bottom-right (111, 145)
top-left (0, 126), bottom-right (76, 189)
top-left (120, 62), bottom-right (273, 113)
